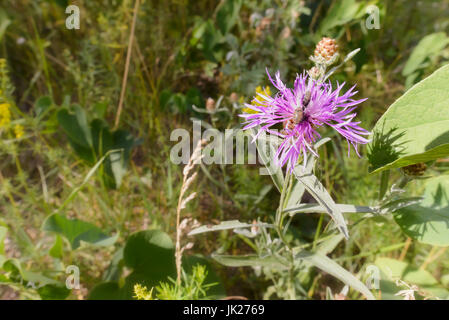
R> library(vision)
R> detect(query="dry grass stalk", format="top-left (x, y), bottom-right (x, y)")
top-left (114, 0), bottom-right (140, 129)
top-left (175, 139), bottom-right (206, 284)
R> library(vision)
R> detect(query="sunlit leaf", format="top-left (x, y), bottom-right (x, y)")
top-left (370, 64), bottom-right (449, 173)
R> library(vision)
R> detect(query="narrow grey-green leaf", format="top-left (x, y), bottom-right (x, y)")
top-left (293, 166), bottom-right (349, 238)
top-left (285, 203), bottom-right (376, 215)
top-left (297, 251), bottom-right (375, 300)
top-left (212, 253), bottom-right (288, 269)
top-left (250, 127), bottom-right (284, 192)
top-left (188, 220), bottom-right (272, 236)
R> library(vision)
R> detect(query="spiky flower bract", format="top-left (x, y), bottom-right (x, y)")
top-left (241, 70), bottom-right (370, 171)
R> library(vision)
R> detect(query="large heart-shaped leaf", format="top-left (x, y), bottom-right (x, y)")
top-left (394, 175), bottom-right (449, 246)
top-left (375, 257), bottom-right (449, 300)
top-left (42, 213), bottom-right (118, 250)
top-left (123, 230), bottom-right (175, 276)
top-left (89, 230), bottom-right (225, 300)
top-left (369, 64), bottom-right (449, 173)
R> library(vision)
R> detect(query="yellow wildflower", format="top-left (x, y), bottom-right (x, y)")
top-left (242, 86), bottom-right (272, 114)
top-left (14, 124), bottom-right (24, 139)
top-left (133, 284), bottom-right (154, 300)
top-left (0, 103), bottom-right (11, 127)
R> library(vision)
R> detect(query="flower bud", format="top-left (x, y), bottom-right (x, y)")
top-left (307, 66), bottom-right (322, 80)
top-left (206, 97), bottom-right (216, 112)
top-left (314, 37), bottom-right (339, 63)
top-left (230, 92), bottom-right (239, 103)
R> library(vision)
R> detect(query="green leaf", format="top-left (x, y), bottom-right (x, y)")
top-left (37, 284), bottom-right (70, 300)
top-left (0, 225), bottom-right (6, 268)
top-left (318, 0), bottom-right (362, 35)
top-left (250, 127), bottom-right (284, 192)
top-left (285, 203), bottom-right (376, 215)
top-left (297, 251), bottom-right (375, 300)
top-left (394, 175), bottom-right (449, 246)
top-left (0, 226), bottom-right (7, 255)
top-left (88, 282), bottom-right (124, 300)
top-left (35, 96), bottom-right (53, 117)
top-left (49, 235), bottom-right (64, 259)
top-left (216, 0), bottom-right (242, 35)
top-left (110, 129), bottom-right (136, 188)
top-left (293, 166), bottom-right (349, 238)
top-left (57, 106), bottom-right (92, 149)
top-left (91, 230), bottom-right (225, 300)
top-left (0, 10), bottom-right (11, 43)
top-left (212, 253), bottom-right (288, 269)
top-left (375, 257), bottom-right (449, 300)
top-left (370, 64), bottom-right (449, 173)
top-left (1, 258), bottom-right (63, 291)
top-left (285, 139), bottom-right (330, 208)
top-left (188, 220), bottom-right (272, 236)
top-left (102, 247), bottom-right (124, 282)
top-left (184, 255), bottom-right (226, 299)
top-left (402, 32), bottom-right (449, 77)
top-left (42, 213), bottom-right (118, 250)
top-left (124, 230), bottom-right (175, 276)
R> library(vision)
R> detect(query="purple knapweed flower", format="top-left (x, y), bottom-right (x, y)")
top-left (241, 70), bottom-right (370, 172)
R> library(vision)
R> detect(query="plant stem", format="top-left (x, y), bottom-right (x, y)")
top-left (114, 0), bottom-right (140, 129)
top-left (275, 171), bottom-right (293, 248)
top-left (378, 170), bottom-right (390, 200)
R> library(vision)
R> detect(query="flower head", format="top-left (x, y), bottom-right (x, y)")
top-left (0, 103), bottom-right (11, 127)
top-left (242, 86), bottom-right (272, 114)
top-left (14, 124), bottom-right (24, 139)
top-left (241, 70), bottom-right (370, 171)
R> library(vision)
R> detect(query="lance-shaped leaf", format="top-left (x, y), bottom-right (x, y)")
top-left (250, 127), bottom-right (284, 192)
top-left (296, 251), bottom-right (375, 300)
top-left (284, 203), bottom-right (376, 216)
top-left (212, 253), bottom-right (288, 270)
top-left (293, 166), bottom-right (349, 239)
top-left (285, 138), bottom-right (330, 208)
top-left (188, 220), bottom-right (272, 236)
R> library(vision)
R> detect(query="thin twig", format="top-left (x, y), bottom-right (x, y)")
top-left (114, 0), bottom-right (140, 129)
